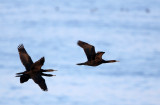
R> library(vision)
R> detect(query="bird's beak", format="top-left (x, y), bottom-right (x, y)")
top-left (48, 70), bottom-right (58, 72)
top-left (52, 70), bottom-right (58, 71)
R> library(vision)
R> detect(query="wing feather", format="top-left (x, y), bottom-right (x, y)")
top-left (95, 52), bottom-right (105, 60)
top-left (32, 74), bottom-right (48, 91)
top-left (20, 74), bottom-right (30, 83)
top-left (31, 57), bottom-right (45, 71)
top-left (18, 44), bottom-right (33, 71)
top-left (77, 40), bottom-right (96, 61)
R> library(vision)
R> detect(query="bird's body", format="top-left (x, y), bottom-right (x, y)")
top-left (77, 59), bottom-right (103, 66)
top-left (77, 40), bottom-right (119, 66)
top-left (16, 44), bottom-right (56, 91)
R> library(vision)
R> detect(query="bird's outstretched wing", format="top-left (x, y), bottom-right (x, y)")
top-left (20, 74), bottom-right (30, 83)
top-left (32, 74), bottom-right (48, 91)
top-left (18, 44), bottom-right (33, 71)
top-left (31, 57), bottom-right (45, 71)
top-left (95, 52), bottom-right (105, 60)
top-left (77, 40), bottom-right (96, 61)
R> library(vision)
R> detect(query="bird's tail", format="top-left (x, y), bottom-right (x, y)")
top-left (16, 72), bottom-right (25, 75)
top-left (77, 63), bottom-right (86, 65)
top-left (15, 72), bottom-right (25, 77)
top-left (15, 75), bottom-right (21, 77)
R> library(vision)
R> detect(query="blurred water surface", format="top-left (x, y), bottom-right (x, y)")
top-left (0, 0), bottom-right (160, 105)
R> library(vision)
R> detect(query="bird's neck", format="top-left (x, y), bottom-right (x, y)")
top-left (102, 60), bottom-right (117, 63)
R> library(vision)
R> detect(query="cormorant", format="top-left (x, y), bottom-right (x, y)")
top-left (16, 44), bottom-right (57, 91)
top-left (77, 40), bottom-right (119, 66)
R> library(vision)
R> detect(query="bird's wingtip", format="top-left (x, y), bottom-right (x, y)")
top-left (18, 44), bottom-right (24, 49)
top-left (43, 88), bottom-right (48, 91)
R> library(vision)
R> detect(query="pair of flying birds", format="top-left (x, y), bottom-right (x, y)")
top-left (16, 40), bottom-right (119, 91)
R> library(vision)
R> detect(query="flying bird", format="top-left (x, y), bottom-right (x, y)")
top-left (16, 44), bottom-right (57, 91)
top-left (77, 40), bottom-right (119, 66)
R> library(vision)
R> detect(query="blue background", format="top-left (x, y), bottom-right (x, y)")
top-left (0, 0), bottom-right (160, 105)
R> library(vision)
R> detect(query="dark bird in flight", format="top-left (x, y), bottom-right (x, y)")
top-left (16, 44), bottom-right (57, 91)
top-left (77, 40), bottom-right (119, 66)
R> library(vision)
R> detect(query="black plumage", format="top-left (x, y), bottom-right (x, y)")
top-left (16, 44), bottom-right (57, 91)
top-left (77, 40), bottom-right (119, 66)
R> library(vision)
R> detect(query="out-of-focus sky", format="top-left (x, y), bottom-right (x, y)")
top-left (0, 0), bottom-right (160, 105)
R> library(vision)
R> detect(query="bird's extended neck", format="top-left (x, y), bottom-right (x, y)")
top-left (41, 69), bottom-right (57, 72)
top-left (41, 73), bottom-right (55, 77)
top-left (102, 60), bottom-right (119, 63)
